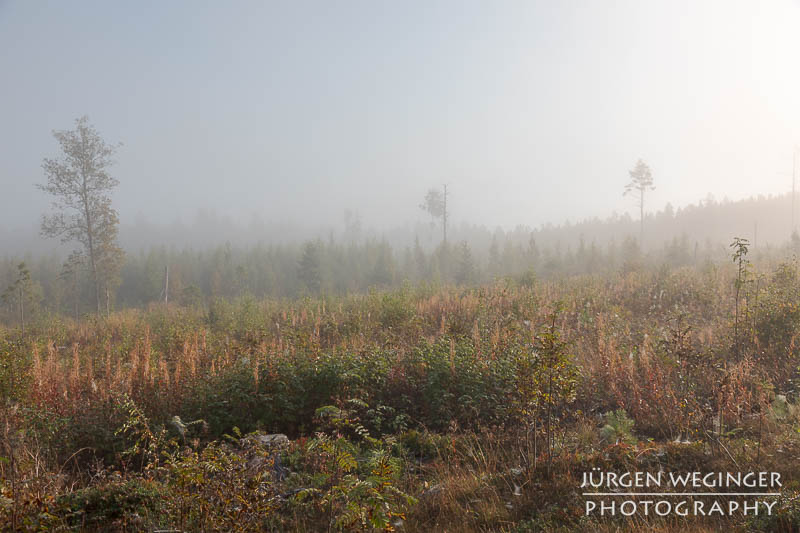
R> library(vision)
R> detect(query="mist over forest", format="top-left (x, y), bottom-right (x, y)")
top-left (2, 190), bottom-right (798, 255)
top-left (3, 173), bottom-right (800, 315)
top-left (3, 1), bottom-right (800, 251)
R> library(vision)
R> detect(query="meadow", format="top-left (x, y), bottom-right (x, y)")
top-left (4, 248), bottom-right (800, 531)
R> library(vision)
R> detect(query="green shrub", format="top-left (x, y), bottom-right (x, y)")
top-left (55, 478), bottom-right (165, 530)
top-left (600, 409), bottom-right (636, 445)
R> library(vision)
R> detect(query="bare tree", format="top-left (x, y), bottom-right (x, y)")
top-left (38, 116), bottom-right (124, 315)
top-left (420, 185), bottom-right (448, 244)
top-left (343, 209), bottom-right (362, 244)
top-left (624, 159), bottom-right (655, 245)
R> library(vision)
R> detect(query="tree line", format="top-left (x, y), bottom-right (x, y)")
top-left (1, 117), bottom-right (795, 325)
top-left (2, 227), bottom-right (746, 325)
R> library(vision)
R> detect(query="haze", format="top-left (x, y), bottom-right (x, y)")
top-left (2, 0), bottom-right (800, 251)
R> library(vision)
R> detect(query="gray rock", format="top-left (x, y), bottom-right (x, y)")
top-left (251, 433), bottom-right (290, 447)
top-left (272, 453), bottom-right (289, 481)
top-left (246, 456), bottom-right (266, 470)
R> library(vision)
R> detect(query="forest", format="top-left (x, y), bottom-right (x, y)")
top-left (3, 191), bottom-right (798, 322)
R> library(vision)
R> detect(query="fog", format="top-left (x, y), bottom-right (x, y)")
top-left (2, 0), bottom-right (800, 254)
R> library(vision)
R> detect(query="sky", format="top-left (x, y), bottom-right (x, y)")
top-left (2, 0), bottom-right (800, 246)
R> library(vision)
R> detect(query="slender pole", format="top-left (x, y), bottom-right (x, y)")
top-left (73, 270), bottom-right (79, 320)
top-left (19, 284), bottom-right (24, 339)
top-left (754, 221), bottom-right (758, 249)
top-left (442, 184), bottom-right (448, 245)
top-left (640, 187), bottom-right (644, 246)
top-left (164, 264), bottom-right (169, 304)
top-left (793, 148), bottom-right (797, 236)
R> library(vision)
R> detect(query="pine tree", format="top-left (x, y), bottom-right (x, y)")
top-left (624, 159), bottom-right (655, 246)
top-left (455, 241), bottom-right (476, 285)
top-left (2, 262), bottom-right (40, 338)
top-left (298, 241), bottom-right (323, 293)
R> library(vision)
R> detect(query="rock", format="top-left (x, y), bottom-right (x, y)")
top-left (246, 456), bottom-right (267, 470)
top-left (244, 434), bottom-right (291, 480)
top-left (272, 453), bottom-right (289, 481)
top-left (251, 433), bottom-right (290, 447)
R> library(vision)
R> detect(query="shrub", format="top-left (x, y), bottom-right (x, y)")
top-left (600, 409), bottom-right (636, 445)
top-left (55, 478), bottom-right (165, 531)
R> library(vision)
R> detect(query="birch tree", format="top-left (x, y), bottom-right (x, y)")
top-left (38, 116), bottom-right (124, 315)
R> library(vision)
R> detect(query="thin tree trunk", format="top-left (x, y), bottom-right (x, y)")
top-left (82, 178), bottom-right (100, 315)
top-left (443, 184), bottom-right (448, 245)
top-left (74, 272), bottom-right (79, 320)
top-left (640, 188), bottom-right (644, 246)
top-left (19, 285), bottom-right (24, 339)
top-left (88, 237), bottom-right (100, 314)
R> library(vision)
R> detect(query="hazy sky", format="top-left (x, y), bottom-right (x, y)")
top-left (2, 0), bottom-right (800, 239)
